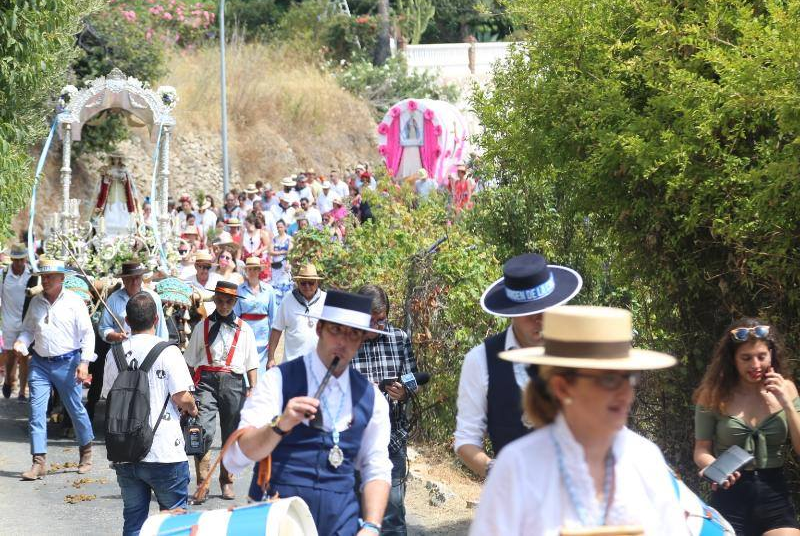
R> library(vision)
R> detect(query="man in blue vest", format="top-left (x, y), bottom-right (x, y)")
top-left (454, 253), bottom-right (582, 478)
top-left (223, 289), bottom-right (392, 536)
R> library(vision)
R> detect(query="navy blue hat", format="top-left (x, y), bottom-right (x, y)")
top-left (307, 289), bottom-right (390, 335)
top-left (480, 253), bottom-right (582, 317)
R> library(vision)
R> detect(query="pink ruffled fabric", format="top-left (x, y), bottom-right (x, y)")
top-left (420, 115), bottom-right (439, 177)
top-left (384, 114), bottom-right (403, 176)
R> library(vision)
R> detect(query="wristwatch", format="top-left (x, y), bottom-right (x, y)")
top-left (270, 415), bottom-right (289, 436)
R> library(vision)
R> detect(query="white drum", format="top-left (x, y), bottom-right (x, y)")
top-left (140, 497), bottom-right (318, 536)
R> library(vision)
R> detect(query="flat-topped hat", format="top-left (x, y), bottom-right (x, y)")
top-left (480, 253), bottom-right (582, 317)
top-left (307, 289), bottom-right (389, 335)
top-left (116, 260), bottom-right (148, 278)
top-left (244, 256), bottom-right (264, 269)
top-left (9, 244), bottom-right (27, 259)
top-left (500, 306), bottom-right (677, 370)
top-left (33, 257), bottom-right (71, 275)
top-left (295, 263), bottom-right (324, 281)
top-left (321, 180), bottom-right (331, 189)
top-left (226, 217), bottom-right (242, 227)
top-left (281, 176), bottom-right (297, 188)
top-left (294, 210), bottom-right (307, 221)
top-left (214, 280), bottom-right (245, 299)
top-left (182, 225), bottom-right (200, 237)
top-left (244, 183), bottom-right (259, 194)
top-left (194, 249), bottom-right (214, 265)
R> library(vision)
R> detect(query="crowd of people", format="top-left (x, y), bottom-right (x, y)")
top-left (2, 160), bottom-right (794, 536)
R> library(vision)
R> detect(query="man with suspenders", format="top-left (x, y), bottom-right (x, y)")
top-left (183, 281), bottom-right (259, 501)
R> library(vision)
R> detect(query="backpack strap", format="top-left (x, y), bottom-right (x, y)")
top-left (151, 395), bottom-right (171, 440)
top-left (111, 342), bottom-right (129, 372)
top-left (139, 341), bottom-right (177, 373)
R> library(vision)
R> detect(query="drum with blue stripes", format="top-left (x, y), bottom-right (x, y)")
top-left (140, 498), bottom-right (317, 536)
top-left (670, 472), bottom-right (735, 535)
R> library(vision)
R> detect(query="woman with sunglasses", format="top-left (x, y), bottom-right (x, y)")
top-left (471, 306), bottom-right (687, 535)
top-left (214, 247), bottom-right (244, 286)
top-left (694, 319), bottom-right (800, 535)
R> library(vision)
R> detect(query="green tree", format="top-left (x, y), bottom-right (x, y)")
top-left (0, 0), bottom-right (100, 239)
top-left (472, 0), bottom-right (800, 489)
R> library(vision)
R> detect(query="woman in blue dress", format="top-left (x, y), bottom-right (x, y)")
top-left (235, 256), bottom-right (277, 375)
top-left (269, 219), bottom-right (293, 306)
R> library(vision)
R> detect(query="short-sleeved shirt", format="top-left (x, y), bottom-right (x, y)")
top-left (102, 334), bottom-right (195, 463)
top-left (272, 289), bottom-right (326, 361)
top-left (695, 398), bottom-right (800, 469)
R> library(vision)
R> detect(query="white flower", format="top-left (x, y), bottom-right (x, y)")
top-left (157, 86), bottom-right (179, 108)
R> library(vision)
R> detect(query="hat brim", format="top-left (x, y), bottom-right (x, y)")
top-left (116, 269), bottom-right (149, 278)
top-left (33, 268), bottom-right (72, 276)
top-left (295, 275), bottom-right (324, 281)
top-left (214, 288), bottom-right (247, 299)
top-left (499, 346), bottom-right (677, 371)
top-left (305, 313), bottom-right (389, 336)
top-left (480, 265), bottom-right (583, 318)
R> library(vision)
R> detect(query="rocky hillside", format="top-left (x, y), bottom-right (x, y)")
top-left (15, 44), bottom-right (378, 239)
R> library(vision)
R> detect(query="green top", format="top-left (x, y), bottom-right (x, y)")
top-left (695, 397), bottom-right (800, 469)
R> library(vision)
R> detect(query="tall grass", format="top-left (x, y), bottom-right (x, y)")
top-left (162, 41), bottom-right (377, 180)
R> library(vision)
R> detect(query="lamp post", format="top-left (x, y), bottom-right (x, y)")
top-left (219, 0), bottom-right (230, 197)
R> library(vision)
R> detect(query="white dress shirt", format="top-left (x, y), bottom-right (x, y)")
top-left (470, 414), bottom-right (690, 535)
top-left (0, 266), bottom-right (31, 332)
top-left (331, 180), bottom-right (350, 199)
top-left (103, 334), bottom-right (195, 463)
top-left (17, 289), bottom-right (95, 362)
top-left (194, 209), bottom-right (217, 237)
top-left (272, 290), bottom-right (326, 361)
top-left (317, 191), bottom-right (333, 214)
top-left (454, 328), bottom-right (530, 452)
top-left (223, 351), bottom-right (392, 487)
top-left (183, 318), bottom-right (259, 374)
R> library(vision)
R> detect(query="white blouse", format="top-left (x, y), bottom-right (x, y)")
top-left (470, 413), bottom-right (690, 536)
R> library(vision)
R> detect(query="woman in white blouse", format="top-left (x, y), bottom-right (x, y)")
top-left (471, 305), bottom-right (689, 535)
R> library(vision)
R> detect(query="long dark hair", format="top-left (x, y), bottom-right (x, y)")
top-left (693, 317), bottom-right (790, 412)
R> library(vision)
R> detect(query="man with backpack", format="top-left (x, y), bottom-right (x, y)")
top-left (102, 291), bottom-right (198, 536)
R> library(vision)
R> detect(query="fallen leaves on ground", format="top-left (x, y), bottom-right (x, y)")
top-left (64, 494), bottom-right (96, 504)
top-left (72, 478), bottom-right (108, 488)
top-left (48, 462), bottom-right (78, 473)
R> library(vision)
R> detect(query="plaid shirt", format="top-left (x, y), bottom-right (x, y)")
top-left (352, 323), bottom-right (416, 453)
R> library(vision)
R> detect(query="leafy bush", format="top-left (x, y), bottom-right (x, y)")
top-left (334, 55), bottom-right (459, 117)
top-left (0, 0), bottom-right (100, 239)
top-left (472, 0), bottom-right (800, 493)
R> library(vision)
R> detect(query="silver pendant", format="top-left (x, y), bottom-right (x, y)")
top-left (328, 444), bottom-right (344, 469)
top-left (308, 317), bottom-right (315, 328)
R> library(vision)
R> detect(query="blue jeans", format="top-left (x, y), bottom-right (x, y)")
top-left (28, 352), bottom-right (94, 453)
top-left (383, 449), bottom-right (408, 535)
top-left (115, 461), bottom-right (190, 536)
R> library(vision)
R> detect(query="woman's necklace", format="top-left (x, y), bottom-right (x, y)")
top-left (550, 428), bottom-right (614, 527)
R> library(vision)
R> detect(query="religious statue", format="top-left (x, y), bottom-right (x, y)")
top-left (94, 152), bottom-right (138, 237)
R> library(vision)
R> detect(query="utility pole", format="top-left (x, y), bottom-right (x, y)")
top-left (219, 0), bottom-right (230, 196)
top-left (373, 0), bottom-right (391, 66)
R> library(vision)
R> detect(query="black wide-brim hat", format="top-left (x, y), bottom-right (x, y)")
top-left (480, 253), bottom-right (583, 317)
top-left (214, 280), bottom-right (246, 299)
top-left (116, 261), bottom-right (149, 278)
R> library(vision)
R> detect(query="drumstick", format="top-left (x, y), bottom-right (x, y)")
top-left (305, 356), bottom-right (340, 423)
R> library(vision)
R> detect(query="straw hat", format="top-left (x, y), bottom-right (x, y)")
top-left (244, 256), bottom-right (264, 269)
top-left (193, 250), bottom-right (214, 265)
top-left (280, 176), bottom-right (297, 188)
top-left (500, 306), bottom-right (677, 370)
top-left (34, 258), bottom-right (71, 275)
top-left (480, 253), bottom-right (582, 318)
top-left (306, 289), bottom-right (389, 335)
top-left (294, 210), bottom-right (307, 221)
top-left (182, 225), bottom-right (200, 237)
top-left (331, 195), bottom-right (344, 206)
top-left (9, 244), bottom-right (27, 260)
top-left (416, 168), bottom-right (429, 180)
top-left (321, 180), bottom-right (331, 189)
top-left (226, 218), bottom-right (242, 228)
top-left (244, 183), bottom-right (259, 194)
top-left (294, 263), bottom-right (324, 281)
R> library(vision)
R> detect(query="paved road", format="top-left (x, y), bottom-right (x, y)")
top-left (0, 394), bottom-right (251, 535)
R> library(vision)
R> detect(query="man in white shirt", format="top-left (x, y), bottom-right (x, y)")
top-left (330, 171), bottom-right (350, 199)
top-left (223, 289), bottom-right (392, 536)
top-left (454, 253), bottom-right (582, 478)
top-left (317, 180), bottom-right (334, 215)
top-left (184, 281), bottom-right (259, 501)
top-left (14, 258), bottom-right (96, 480)
top-left (300, 197), bottom-right (323, 228)
top-left (1, 244), bottom-right (31, 400)
top-left (295, 175), bottom-right (314, 204)
top-left (184, 250), bottom-right (221, 317)
top-left (176, 242), bottom-right (196, 280)
top-left (271, 192), bottom-right (297, 226)
top-left (195, 201), bottom-right (218, 239)
top-left (267, 264), bottom-right (326, 367)
top-left (99, 261), bottom-right (168, 343)
top-left (102, 292), bottom-right (198, 536)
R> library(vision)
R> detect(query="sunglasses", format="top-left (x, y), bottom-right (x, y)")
top-left (298, 281), bottom-right (317, 287)
top-left (370, 318), bottom-right (388, 329)
top-left (730, 325), bottom-right (770, 342)
top-left (196, 265), bottom-right (210, 270)
top-left (572, 371), bottom-right (641, 391)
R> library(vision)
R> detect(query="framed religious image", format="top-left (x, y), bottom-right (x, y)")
top-left (400, 110), bottom-right (424, 147)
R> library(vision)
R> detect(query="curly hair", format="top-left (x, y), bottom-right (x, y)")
top-left (523, 366), bottom-right (576, 427)
top-left (693, 317), bottom-right (790, 413)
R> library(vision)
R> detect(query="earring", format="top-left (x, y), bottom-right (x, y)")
top-left (563, 397), bottom-right (573, 406)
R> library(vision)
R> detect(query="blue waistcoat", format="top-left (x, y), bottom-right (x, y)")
top-left (248, 356), bottom-right (375, 536)
top-left (486, 329), bottom-right (530, 455)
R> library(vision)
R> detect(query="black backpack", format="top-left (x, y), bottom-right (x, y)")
top-left (105, 340), bottom-right (176, 463)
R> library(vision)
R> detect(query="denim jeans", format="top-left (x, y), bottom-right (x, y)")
top-left (382, 448), bottom-right (408, 535)
top-left (28, 352), bottom-right (94, 453)
top-left (115, 461), bottom-right (190, 536)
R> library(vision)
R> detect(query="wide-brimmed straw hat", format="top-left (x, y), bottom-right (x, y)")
top-left (244, 183), bottom-right (259, 194)
top-left (116, 261), bottom-right (148, 278)
top-left (193, 250), bottom-right (214, 265)
top-left (9, 244), bottom-right (27, 260)
top-left (182, 225), bottom-right (200, 237)
top-left (244, 256), bottom-right (264, 269)
top-left (500, 306), bottom-right (677, 370)
top-left (294, 263), bottom-right (324, 281)
top-left (281, 176), bottom-right (297, 188)
top-left (480, 253), bottom-right (582, 318)
top-left (307, 289), bottom-right (389, 335)
top-left (226, 218), bottom-right (242, 228)
top-left (213, 280), bottom-right (245, 299)
top-left (33, 258), bottom-right (71, 275)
